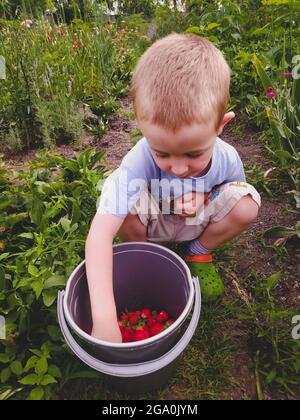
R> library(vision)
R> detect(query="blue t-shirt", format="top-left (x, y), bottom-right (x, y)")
top-left (97, 137), bottom-right (246, 219)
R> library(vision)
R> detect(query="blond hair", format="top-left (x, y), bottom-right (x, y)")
top-left (130, 33), bottom-right (231, 133)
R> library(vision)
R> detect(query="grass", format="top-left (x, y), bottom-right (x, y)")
top-left (129, 128), bottom-right (143, 145)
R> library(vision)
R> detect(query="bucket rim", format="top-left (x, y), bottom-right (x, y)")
top-left (63, 242), bottom-right (194, 349)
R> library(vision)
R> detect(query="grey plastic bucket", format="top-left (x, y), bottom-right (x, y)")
top-left (57, 242), bottom-right (201, 394)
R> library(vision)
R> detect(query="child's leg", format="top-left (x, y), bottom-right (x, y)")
top-left (196, 194), bottom-right (259, 251)
top-left (117, 212), bottom-right (147, 242)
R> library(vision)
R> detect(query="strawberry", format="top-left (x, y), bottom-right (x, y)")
top-left (156, 311), bottom-right (169, 323)
top-left (141, 309), bottom-right (151, 319)
top-left (147, 315), bottom-right (154, 327)
top-left (133, 326), bottom-right (150, 342)
top-left (121, 326), bottom-right (134, 343)
top-left (150, 323), bottom-right (164, 337)
top-left (128, 314), bottom-right (139, 325)
top-left (120, 313), bottom-right (129, 322)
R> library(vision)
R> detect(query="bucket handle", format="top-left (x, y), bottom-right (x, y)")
top-left (57, 277), bottom-right (201, 378)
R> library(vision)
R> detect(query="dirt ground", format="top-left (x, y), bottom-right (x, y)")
top-left (3, 96), bottom-right (299, 400)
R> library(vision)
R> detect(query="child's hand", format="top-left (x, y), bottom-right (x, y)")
top-left (92, 319), bottom-right (122, 343)
top-left (174, 192), bottom-right (205, 217)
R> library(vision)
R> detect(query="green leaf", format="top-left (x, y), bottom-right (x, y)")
top-left (24, 356), bottom-right (39, 373)
top-left (0, 253), bottom-right (10, 262)
top-left (0, 387), bottom-right (22, 400)
top-left (40, 374), bottom-right (57, 386)
top-left (275, 150), bottom-right (295, 161)
top-left (253, 54), bottom-right (273, 89)
top-left (47, 326), bottom-right (62, 342)
top-left (185, 26), bottom-right (203, 35)
top-left (208, 35), bottom-right (218, 43)
top-left (1, 368), bottom-right (11, 383)
top-left (29, 349), bottom-right (43, 358)
top-left (266, 369), bottom-right (277, 384)
top-left (206, 23), bottom-right (220, 31)
top-left (10, 360), bottom-right (23, 376)
top-left (28, 387), bottom-right (45, 401)
top-left (71, 201), bottom-right (81, 224)
top-left (19, 374), bottom-right (39, 385)
top-left (60, 217), bottom-right (71, 233)
top-left (35, 357), bottom-right (48, 376)
top-left (18, 233), bottom-right (34, 240)
top-left (264, 226), bottom-right (295, 239)
top-left (48, 365), bottom-right (62, 379)
top-left (42, 290), bottom-right (57, 307)
top-left (44, 275), bottom-right (66, 290)
top-left (0, 354), bottom-right (10, 363)
top-left (34, 182), bottom-right (52, 195)
top-left (28, 264), bottom-right (39, 277)
top-left (30, 196), bottom-right (44, 227)
top-left (32, 280), bottom-right (44, 299)
top-left (266, 272), bottom-right (281, 291)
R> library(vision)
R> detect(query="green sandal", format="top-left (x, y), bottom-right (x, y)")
top-left (185, 254), bottom-right (224, 303)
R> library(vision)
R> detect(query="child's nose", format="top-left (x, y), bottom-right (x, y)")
top-left (171, 164), bottom-right (189, 177)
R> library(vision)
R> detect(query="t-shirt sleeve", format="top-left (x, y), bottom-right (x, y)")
top-left (225, 150), bottom-right (246, 183)
top-left (96, 139), bottom-right (158, 219)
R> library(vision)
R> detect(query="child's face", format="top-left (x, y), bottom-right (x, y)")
top-left (139, 119), bottom-right (222, 178)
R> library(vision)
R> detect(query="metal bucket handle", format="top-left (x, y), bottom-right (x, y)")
top-left (57, 277), bottom-right (201, 378)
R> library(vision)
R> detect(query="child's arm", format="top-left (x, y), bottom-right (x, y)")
top-left (85, 212), bottom-right (124, 343)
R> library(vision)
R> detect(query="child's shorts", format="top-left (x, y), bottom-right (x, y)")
top-left (130, 181), bottom-right (261, 243)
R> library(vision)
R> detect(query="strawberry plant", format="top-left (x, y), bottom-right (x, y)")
top-left (0, 148), bottom-right (108, 399)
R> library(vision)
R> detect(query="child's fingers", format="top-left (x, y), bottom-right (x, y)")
top-left (175, 201), bottom-right (197, 216)
top-left (178, 192), bottom-right (195, 204)
top-left (175, 192), bottom-right (205, 216)
top-left (177, 192), bottom-right (205, 206)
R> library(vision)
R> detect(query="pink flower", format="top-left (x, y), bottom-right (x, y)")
top-left (267, 92), bottom-right (276, 99)
top-left (280, 72), bottom-right (293, 77)
top-left (22, 19), bottom-right (33, 28)
top-left (56, 27), bottom-right (65, 36)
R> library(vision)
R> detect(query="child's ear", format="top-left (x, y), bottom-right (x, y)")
top-left (217, 112), bottom-right (235, 136)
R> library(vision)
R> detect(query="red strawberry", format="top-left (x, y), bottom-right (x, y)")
top-left (156, 311), bottom-right (169, 323)
top-left (141, 309), bottom-right (151, 319)
top-left (147, 315), bottom-right (154, 327)
top-left (121, 326), bottom-right (133, 343)
top-left (133, 326), bottom-right (150, 342)
top-left (128, 314), bottom-right (139, 325)
top-left (150, 323), bottom-right (164, 337)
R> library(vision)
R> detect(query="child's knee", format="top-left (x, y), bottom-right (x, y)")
top-left (208, 182), bottom-right (261, 225)
top-left (230, 194), bottom-right (259, 226)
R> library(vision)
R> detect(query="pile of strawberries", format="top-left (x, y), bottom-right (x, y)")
top-left (118, 309), bottom-right (175, 343)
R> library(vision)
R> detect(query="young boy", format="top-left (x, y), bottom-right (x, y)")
top-left (85, 33), bottom-right (261, 343)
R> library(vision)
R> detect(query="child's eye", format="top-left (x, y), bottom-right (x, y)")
top-left (156, 154), bottom-right (169, 159)
top-left (186, 154), bottom-right (202, 159)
